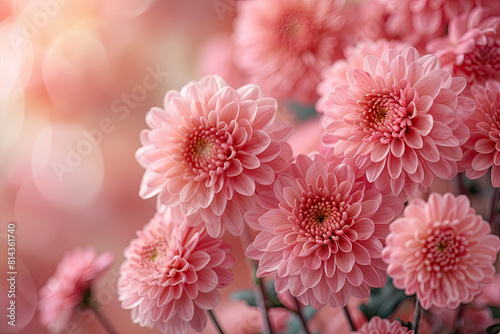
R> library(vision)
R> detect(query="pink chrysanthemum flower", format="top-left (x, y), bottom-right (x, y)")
top-left (426, 7), bottom-right (500, 85)
top-left (379, 0), bottom-right (494, 50)
top-left (460, 80), bottom-right (500, 186)
top-left (322, 47), bottom-right (475, 199)
top-left (353, 316), bottom-right (414, 334)
top-left (233, 0), bottom-right (346, 104)
top-left (136, 75), bottom-right (292, 238)
top-left (382, 193), bottom-right (500, 310)
top-left (246, 154), bottom-right (403, 309)
top-left (38, 247), bottom-right (114, 333)
top-left (118, 211), bottom-right (234, 334)
top-left (316, 39), bottom-right (409, 113)
top-left (378, 0), bottom-right (451, 50)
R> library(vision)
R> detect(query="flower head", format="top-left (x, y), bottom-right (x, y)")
top-left (117, 211), bottom-right (234, 334)
top-left (246, 154), bottom-right (403, 309)
top-left (378, 0), bottom-right (451, 50)
top-left (382, 193), bottom-right (500, 309)
top-left (136, 75), bottom-right (292, 238)
top-left (460, 80), bottom-right (500, 186)
top-left (233, 0), bottom-right (346, 104)
top-left (353, 316), bottom-right (414, 334)
top-left (322, 47), bottom-right (475, 199)
top-left (317, 39), bottom-right (409, 113)
top-left (38, 247), bottom-right (114, 333)
top-left (426, 7), bottom-right (500, 85)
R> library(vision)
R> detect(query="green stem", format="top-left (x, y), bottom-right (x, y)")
top-left (94, 308), bottom-right (118, 334)
top-left (488, 187), bottom-right (500, 235)
top-left (241, 228), bottom-right (273, 334)
top-left (343, 305), bottom-right (356, 331)
top-left (256, 278), bottom-right (274, 334)
top-left (454, 172), bottom-right (467, 196)
top-left (452, 305), bottom-right (464, 334)
top-left (412, 299), bottom-right (423, 334)
top-left (208, 309), bottom-right (224, 334)
top-left (293, 297), bottom-right (311, 334)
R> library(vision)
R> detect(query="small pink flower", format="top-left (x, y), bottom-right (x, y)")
top-left (426, 7), bottom-right (500, 85)
top-left (354, 316), bottom-right (414, 334)
top-left (38, 247), bottom-right (114, 333)
top-left (136, 75), bottom-right (292, 238)
top-left (317, 39), bottom-right (409, 113)
top-left (460, 80), bottom-right (500, 186)
top-left (382, 193), bottom-right (500, 310)
top-left (233, 0), bottom-right (346, 104)
top-left (218, 302), bottom-right (290, 334)
top-left (322, 47), bottom-right (475, 199)
top-left (117, 211), bottom-right (234, 334)
top-left (246, 154), bottom-right (403, 309)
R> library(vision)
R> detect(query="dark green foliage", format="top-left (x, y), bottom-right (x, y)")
top-left (360, 277), bottom-right (409, 320)
top-left (486, 323), bottom-right (500, 333)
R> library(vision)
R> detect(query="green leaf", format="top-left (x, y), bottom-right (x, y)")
top-left (486, 323), bottom-right (500, 334)
top-left (360, 277), bottom-right (409, 320)
top-left (287, 316), bottom-right (303, 334)
top-left (265, 279), bottom-right (285, 308)
top-left (231, 289), bottom-right (257, 307)
top-left (302, 304), bottom-right (317, 321)
top-left (286, 308), bottom-right (319, 334)
top-left (287, 101), bottom-right (318, 120)
top-left (490, 306), bottom-right (500, 319)
top-left (395, 319), bottom-right (412, 330)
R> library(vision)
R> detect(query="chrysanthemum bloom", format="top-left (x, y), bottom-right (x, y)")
top-left (233, 0), bottom-right (346, 104)
top-left (377, 0), bottom-right (451, 50)
top-left (246, 154), bottom-right (403, 309)
top-left (338, 0), bottom-right (389, 46)
top-left (460, 80), bottom-right (500, 186)
top-left (322, 47), bottom-right (475, 199)
top-left (426, 7), bottom-right (500, 85)
top-left (353, 316), bottom-right (414, 334)
top-left (136, 75), bottom-right (292, 238)
top-left (382, 193), bottom-right (500, 310)
top-left (316, 39), bottom-right (409, 113)
top-left (118, 211), bottom-right (234, 334)
top-left (38, 247), bottom-right (114, 333)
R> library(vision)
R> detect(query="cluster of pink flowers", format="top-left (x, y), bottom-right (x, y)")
top-left (37, 0), bottom-right (500, 333)
top-left (128, 0), bottom-right (500, 332)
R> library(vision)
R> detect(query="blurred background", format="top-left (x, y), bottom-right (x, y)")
top-left (0, 1), bottom-right (244, 333)
top-left (7, 0), bottom-right (494, 332)
top-left (0, 0), bottom-right (347, 333)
